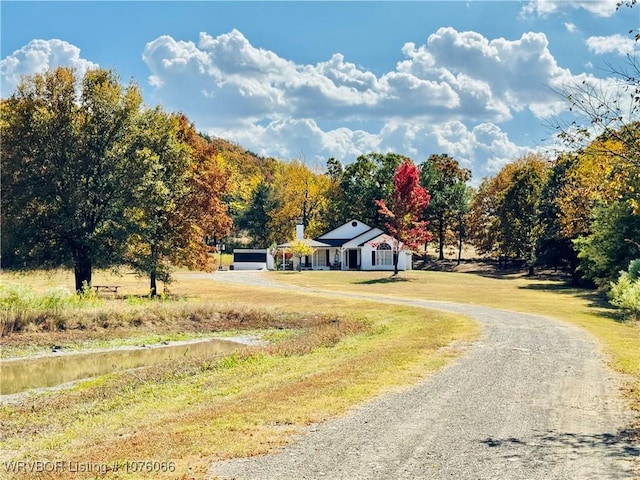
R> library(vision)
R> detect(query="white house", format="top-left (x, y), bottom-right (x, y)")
top-left (283, 219), bottom-right (413, 271)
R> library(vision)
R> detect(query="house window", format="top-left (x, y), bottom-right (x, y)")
top-left (375, 243), bottom-right (393, 266)
top-left (313, 249), bottom-right (328, 266)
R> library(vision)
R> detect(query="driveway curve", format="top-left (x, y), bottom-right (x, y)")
top-left (206, 272), bottom-right (638, 480)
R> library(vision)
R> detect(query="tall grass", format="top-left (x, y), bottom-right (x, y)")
top-left (0, 283), bottom-right (105, 335)
top-left (0, 280), bottom-right (358, 352)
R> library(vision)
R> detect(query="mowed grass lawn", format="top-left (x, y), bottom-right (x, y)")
top-left (1, 267), bottom-right (638, 479)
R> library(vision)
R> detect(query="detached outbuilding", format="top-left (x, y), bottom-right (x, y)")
top-left (232, 249), bottom-right (275, 270)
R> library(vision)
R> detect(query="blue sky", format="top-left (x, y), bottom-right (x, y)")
top-left (1, 1), bottom-right (638, 181)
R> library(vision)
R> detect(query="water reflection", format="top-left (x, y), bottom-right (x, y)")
top-left (1, 338), bottom-right (245, 395)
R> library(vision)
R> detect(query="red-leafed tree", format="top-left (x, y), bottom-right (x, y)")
top-left (375, 158), bottom-right (432, 275)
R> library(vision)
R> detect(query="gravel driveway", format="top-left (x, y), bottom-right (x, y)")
top-left (205, 272), bottom-right (639, 480)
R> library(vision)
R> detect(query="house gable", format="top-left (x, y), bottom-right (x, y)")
top-left (316, 220), bottom-right (372, 242)
top-left (342, 227), bottom-right (385, 248)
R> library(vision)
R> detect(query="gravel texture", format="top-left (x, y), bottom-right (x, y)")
top-left (206, 272), bottom-right (639, 480)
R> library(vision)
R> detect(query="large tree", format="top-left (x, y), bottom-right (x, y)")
top-left (336, 153), bottom-right (404, 229)
top-left (267, 160), bottom-right (330, 244)
top-left (375, 158), bottom-right (432, 275)
top-left (468, 154), bottom-right (550, 272)
top-left (537, 154), bottom-right (581, 282)
top-left (420, 154), bottom-right (472, 260)
top-left (551, 126), bottom-right (640, 287)
top-left (237, 181), bottom-right (273, 248)
top-left (497, 156), bottom-right (549, 275)
top-left (574, 201), bottom-right (640, 287)
top-left (322, 157), bottom-right (348, 230)
top-left (123, 112), bottom-right (231, 296)
top-left (1, 67), bottom-right (143, 291)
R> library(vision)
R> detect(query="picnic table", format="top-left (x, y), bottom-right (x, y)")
top-left (93, 285), bottom-right (120, 294)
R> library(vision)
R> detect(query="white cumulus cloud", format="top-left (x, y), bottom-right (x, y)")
top-left (521, 0), bottom-right (620, 17)
top-left (3, 25), bottom-right (603, 180)
top-left (0, 39), bottom-right (98, 96)
top-left (586, 34), bottom-right (638, 56)
top-left (140, 27), bottom-right (593, 177)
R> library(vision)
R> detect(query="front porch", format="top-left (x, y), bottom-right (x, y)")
top-left (299, 248), bottom-right (361, 271)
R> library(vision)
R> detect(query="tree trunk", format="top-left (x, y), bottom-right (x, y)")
top-left (438, 220), bottom-right (445, 261)
top-left (150, 270), bottom-right (157, 297)
top-left (150, 245), bottom-right (158, 297)
top-left (393, 249), bottom-right (399, 276)
top-left (73, 245), bottom-right (92, 294)
top-left (457, 227), bottom-right (463, 266)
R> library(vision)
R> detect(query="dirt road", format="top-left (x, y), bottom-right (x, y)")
top-left (207, 272), bottom-right (638, 480)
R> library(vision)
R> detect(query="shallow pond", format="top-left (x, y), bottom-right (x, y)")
top-left (0, 338), bottom-right (247, 395)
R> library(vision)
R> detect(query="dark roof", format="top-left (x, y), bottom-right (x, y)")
top-left (353, 227), bottom-right (381, 246)
top-left (313, 227), bottom-right (387, 248)
top-left (312, 221), bottom-right (391, 248)
top-left (313, 238), bottom-right (350, 247)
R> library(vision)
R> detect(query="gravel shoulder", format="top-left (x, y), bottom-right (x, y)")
top-left (206, 272), bottom-right (639, 480)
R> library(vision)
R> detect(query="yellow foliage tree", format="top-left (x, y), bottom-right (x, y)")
top-left (267, 160), bottom-right (330, 243)
top-left (556, 133), bottom-right (640, 240)
top-left (289, 239), bottom-right (316, 271)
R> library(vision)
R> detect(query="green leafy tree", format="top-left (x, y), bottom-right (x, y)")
top-left (497, 156), bottom-right (549, 275)
top-left (125, 112), bottom-right (231, 296)
top-left (420, 154), bottom-right (472, 260)
top-left (451, 182), bottom-right (473, 264)
top-left (337, 153), bottom-right (404, 228)
top-left (1, 67), bottom-right (143, 291)
top-left (537, 154), bottom-right (581, 282)
top-left (549, 126), bottom-right (640, 286)
top-left (237, 182), bottom-right (273, 248)
top-left (123, 109), bottom-right (187, 295)
top-left (467, 154), bottom-right (549, 273)
top-left (574, 201), bottom-right (640, 287)
top-left (323, 157), bottom-right (347, 230)
top-left (375, 158), bottom-right (432, 275)
top-left (467, 177), bottom-right (501, 259)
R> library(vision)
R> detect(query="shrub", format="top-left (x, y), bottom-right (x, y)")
top-left (609, 259), bottom-right (640, 321)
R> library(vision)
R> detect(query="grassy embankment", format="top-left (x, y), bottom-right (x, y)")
top-left (0, 269), bottom-right (478, 479)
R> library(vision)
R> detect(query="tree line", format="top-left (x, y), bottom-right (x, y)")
top-left (1, 67), bottom-right (638, 314)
